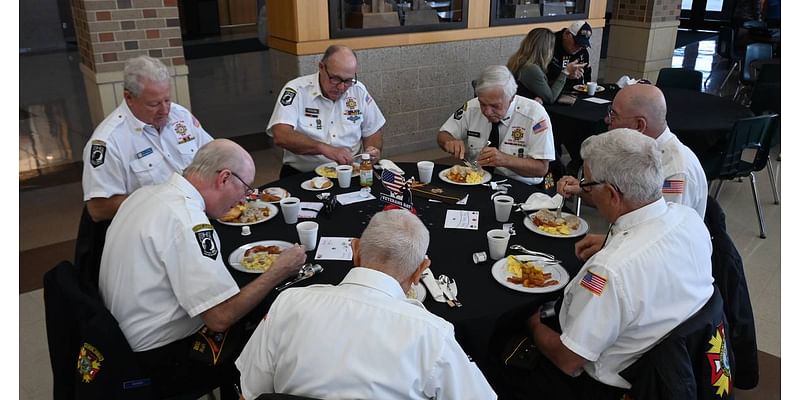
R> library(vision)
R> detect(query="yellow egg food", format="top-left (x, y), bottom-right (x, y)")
top-left (507, 255), bottom-right (524, 278)
top-left (241, 252), bottom-right (279, 272)
top-left (465, 171), bottom-right (484, 183)
top-left (538, 224), bottom-right (572, 235)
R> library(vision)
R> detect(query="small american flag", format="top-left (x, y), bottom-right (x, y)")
top-left (580, 270), bottom-right (607, 296)
top-left (382, 169), bottom-right (406, 193)
top-left (662, 179), bottom-right (685, 194)
top-left (533, 119), bottom-right (548, 134)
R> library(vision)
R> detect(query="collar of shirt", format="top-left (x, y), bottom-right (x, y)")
top-left (121, 100), bottom-right (170, 135)
top-left (166, 172), bottom-right (206, 211)
top-left (499, 96), bottom-right (518, 127)
top-left (612, 198), bottom-right (668, 234)
top-left (339, 267), bottom-right (407, 300)
top-left (653, 126), bottom-right (676, 149)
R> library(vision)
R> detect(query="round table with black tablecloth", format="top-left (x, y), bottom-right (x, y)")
top-left (213, 162), bottom-right (589, 389)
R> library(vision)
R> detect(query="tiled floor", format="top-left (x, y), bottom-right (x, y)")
top-left (19, 32), bottom-right (780, 399)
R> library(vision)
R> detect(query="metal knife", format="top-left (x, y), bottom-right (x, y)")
top-left (438, 275), bottom-right (462, 308)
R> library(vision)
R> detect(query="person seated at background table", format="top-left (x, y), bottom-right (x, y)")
top-left (438, 65), bottom-right (555, 186)
top-left (557, 84), bottom-right (708, 227)
top-left (508, 28), bottom-right (585, 105)
top-left (547, 21), bottom-right (592, 89)
top-left (82, 55), bottom-right (214, 222)
top-left (235, 209), bottom-right (497, 400)
top-left (267, 44), bottom-right (385, 178)
top-left (515, 128), bottom-right (714, 400)
top-left (99, 139), bottom-right (307, 398)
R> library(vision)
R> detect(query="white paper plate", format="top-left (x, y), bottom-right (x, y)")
top-left (523, 212), bottom-right (589, 238)
top-left (216, 202), bottom-right (279, 226)
top-left (259, 187), bottom-right (290, 204)
top-left (228, 240), bottom-right (294, 273)
top-left (301, 178), bottom-right (334, 191)
top-left (573, 84), bottom-right (606, 93)
top-left (438, 167), bottom-right (492, 186)
top-left (406, 283), bottom-right (427, 302)
top-left (491, 255), bottom-right (569, 293)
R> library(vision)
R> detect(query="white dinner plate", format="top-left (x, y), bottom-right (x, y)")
top-left (228, 240), bottom-right (294, 273)
top-left (523, 212), bottom-right (589, 238)
top-left (314, 161), bottom-right (360, 179)
top-left (438, 167), bottom-right (492, 186)
top-left (491, 255), bottom-right (570, 294)
top-left (301, 178), bottom-right (334, 191)
top-left (573, 84), bottom-right (606, 93)
top-left (216, 202), bottom-right (279, 226)
top-left (259, 187), bottom-right (290, 203)
top-left (406, 283), bottom-right (427, 302)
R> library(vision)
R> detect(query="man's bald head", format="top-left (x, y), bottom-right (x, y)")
top-left (183, 139), bottom-right (255, 183)
top-left (612, 84), bottom-right (668, 138)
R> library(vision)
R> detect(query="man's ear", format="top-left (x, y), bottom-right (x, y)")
top-left (123, 89), bottom-right (133, 102)
top-left (351, 238), bottom-right (361, 266)
top-left (635, 117), bottom-right (647, 133)
top-left (412, 256), bottom-right (431, 283)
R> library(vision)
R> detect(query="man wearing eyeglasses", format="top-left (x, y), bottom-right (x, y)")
top-left (99, 139), bottom-right (307, 398)
top-left (512, 129), bottom-right (713, 399)
top-left (557, 84), bottom-right (707, 222)
top-left (268, 45), bottom-right (385, 177)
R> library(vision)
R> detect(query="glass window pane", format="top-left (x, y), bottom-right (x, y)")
top-left (492, 0), bottom-right (589, 25)
top-left (332, 0), bottom-right (466, 38)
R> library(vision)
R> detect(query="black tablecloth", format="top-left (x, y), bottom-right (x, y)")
top-left (213, 162), bottom-right (588, 380)
top-left (543, 86), bottom-right (754, 166)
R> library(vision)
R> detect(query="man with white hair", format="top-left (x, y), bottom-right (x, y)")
top-left (82, 55), bottom-right (214, 222)
top-left (236, 209), bottom-right (497, 400)
top-left (438, 65), bottom-right (555, 185)
top-left (519, 129), bottom-right (714, 399)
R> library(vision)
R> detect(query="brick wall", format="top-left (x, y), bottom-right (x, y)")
top-left (614, 0), bottom-right (681, 23)
top-left (70, 0), bottom-right (184, 74)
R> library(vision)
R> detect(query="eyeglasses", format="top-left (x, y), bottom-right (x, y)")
top-left (321, 63), bottom-right (357, 87)
top-left (606, 105), bottom-right (642, 124)
top-left (218, 169), bottom-right (255, 196)
top-left (580, 177), bottom-right (623, 195)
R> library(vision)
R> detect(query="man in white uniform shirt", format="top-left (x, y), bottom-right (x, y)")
top-left (82, 55), bottom-right (214, 222)
top-left (236, 209), bottom-right (497, 400)
top-left (268, 45), bottom-right (385, 177)
top-left (438, 65), bottom-right (555, 186)
top-left (99, 139), bottom-right (306, 398)
top-left (521, 129), bottom-right (713, 399)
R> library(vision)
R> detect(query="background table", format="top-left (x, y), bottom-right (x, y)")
top-left (213, 162), bottom-right (589, 385)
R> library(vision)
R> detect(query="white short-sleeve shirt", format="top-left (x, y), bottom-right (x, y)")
top-left (99, 173), bottom-right (239, 352)
top-left (267, 73), bottom-right (386, 172)
top-left (82, 101), bottom-right (214, 201)
top-left (440, 96), bottom-right (555, 185)
top-left (236, 267), bottom-right (496, 400)
top-left (559, 199), bottom-right (714, 389)
top-left (656, 127), bottom-right (708, 218)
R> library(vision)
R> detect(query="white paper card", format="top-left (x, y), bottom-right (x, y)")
top-left (444, 210), bottom-right (479, 230)
top-left (314, 237), bottom-right (354, 261)
top-left (336, 191), bottom-right (376, 205)
top-left (582, 97), bottom-right (611, 104)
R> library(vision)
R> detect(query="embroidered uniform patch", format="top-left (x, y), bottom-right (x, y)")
top-left (662, 179), bottom-right (685, 194)
top-left (192, 114), bottom-right (201, 128)
top-left (706, 323), bottom-right (732, 397)
top-left (533, 119), bottom-right (548, 134)
top-left (453, 103), bottom-right (466, 120)
top-left (580, 270), bottom-right (607, 296)
top-left (193, 224), bottom-right (218, 260)
top-left (77, 342), bottom-right (104, 383)
top-left (280, 88), bottom-right (297, 106)
top-left (90, 140), bottom-right (106, 168)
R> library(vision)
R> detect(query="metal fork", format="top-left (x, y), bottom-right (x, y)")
top-left (508, 244), bottom-right (557, 261)
top-left (275, 263), bottom-right (323, 291)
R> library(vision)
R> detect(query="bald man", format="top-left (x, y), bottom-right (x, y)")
top-left (268, 45), bottom-right (386, 177)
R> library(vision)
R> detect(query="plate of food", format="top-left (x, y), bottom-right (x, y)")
top-left (406, 283), bottom-right (427, 302)
top-left (259, 187), bottom-right (290, 203)
top-left (217, 201), bottom-right (279, 226)
top-left (491, 255), bottom-right (569, 293)
top-left (228, 240), bottom-right (293, 273)
top-left (314, 162), bottom-right (359, 179)
top-left (301, 177), bottom-right (334, 191)
top-left (573, 84), bottom-right (606, 93)
top-left (523, 209), bottom-right (589, 238)
top-left (438, 165), bottom-right (492, 186)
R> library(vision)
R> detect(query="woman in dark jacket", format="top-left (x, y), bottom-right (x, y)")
top-left (507, 28), bottom-right (582, 104)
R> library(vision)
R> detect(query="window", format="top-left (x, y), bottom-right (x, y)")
top-left (490, 0), bottom-right (589, 26)
top-left (330, 0), bottom-right (467, 38)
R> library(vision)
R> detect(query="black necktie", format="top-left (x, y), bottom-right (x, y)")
top-left (485, 122), bottom-right (500, 174)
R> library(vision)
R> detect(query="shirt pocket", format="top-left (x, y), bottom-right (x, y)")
top-left (176, 140), bottom-right (199, 165)
top-left (129, 152), bottom-right (166, 187)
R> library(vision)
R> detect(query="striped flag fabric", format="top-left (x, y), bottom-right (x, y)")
top-left (662, 179), bottom-right (685, 194)
top-left (381, 169), bottom-right (406, 193)
top-left (580, 270), bottom-right (607, 296)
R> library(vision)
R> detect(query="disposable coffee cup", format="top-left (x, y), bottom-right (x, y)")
top-left (296, 221), bottom-right (319, 251)
top-left (587, 82), bottom-right (598, 96)
top-left (493, 195), bottom-right (514, 223)
top-left (486, 229), bottom-right (511, 260)
top-left (417, 161), bottom-right (435, 184)
top-left (336, 165), bottom-right (353, 188)
top-left (279, 196), bottom-right (301, 224)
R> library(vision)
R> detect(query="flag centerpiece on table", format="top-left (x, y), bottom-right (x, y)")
top-left (379, 168), bottom-right (414, 211)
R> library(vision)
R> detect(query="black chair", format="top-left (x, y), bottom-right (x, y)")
top-left (43, 261), bottom-right (216, 400)
top-left (656, 68), bottom-right (703, 92)
top-left (73, 205), bottom-right (111, 291)
top-left (748, 63), bottom-right (780, 115)
top-left (701, 114), bottom-right (778, 238)
top-left (620, 286), bottom-right (735, 400)
top-left (710, 26), bottom-right (740, 93)
top-left (733, 42), bottom-right (773, 103)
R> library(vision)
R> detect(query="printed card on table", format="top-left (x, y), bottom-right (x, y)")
top-left (444, 210), bottom-right (480, 230)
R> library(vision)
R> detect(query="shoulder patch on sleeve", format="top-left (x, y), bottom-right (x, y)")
top-left (579, 269), bottom-right (607, 296)
top-left (662, 179), bottom-right (685, 194)
top-left (280, 88), bottom-right (297, 106)
top-left (192, 114), bottom-right (201, 128)
top-left (453, 102), bottom-right (467, 120)
top-left (192, 224), bottom-right (218, 260)
top-left (89, 140), bottom-right (107, 168)
top-left (533, 119), bottom-right (549, 134)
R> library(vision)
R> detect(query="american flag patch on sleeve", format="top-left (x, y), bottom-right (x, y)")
top-left (580, 270), bottom-right (607, 296)
top-left (533, 119), bottom-right (548, 134)
top-left (662, 179), bottom-right (685, 194)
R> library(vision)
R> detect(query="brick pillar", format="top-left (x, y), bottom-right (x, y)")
top-left (605, 0), bottom-right (682, 83)
top-left (71, 0), bottom-right (191, 126)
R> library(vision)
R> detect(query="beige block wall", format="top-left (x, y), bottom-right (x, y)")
top-left (605, 19), bottom-right (679, 82)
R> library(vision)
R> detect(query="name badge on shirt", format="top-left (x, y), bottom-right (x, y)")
top-left (305, 108), bottom-right (319, 118)
top-left (136, 147), bottom-right (153, 159)
top-left (467, 130), bottom-right (481, 138)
